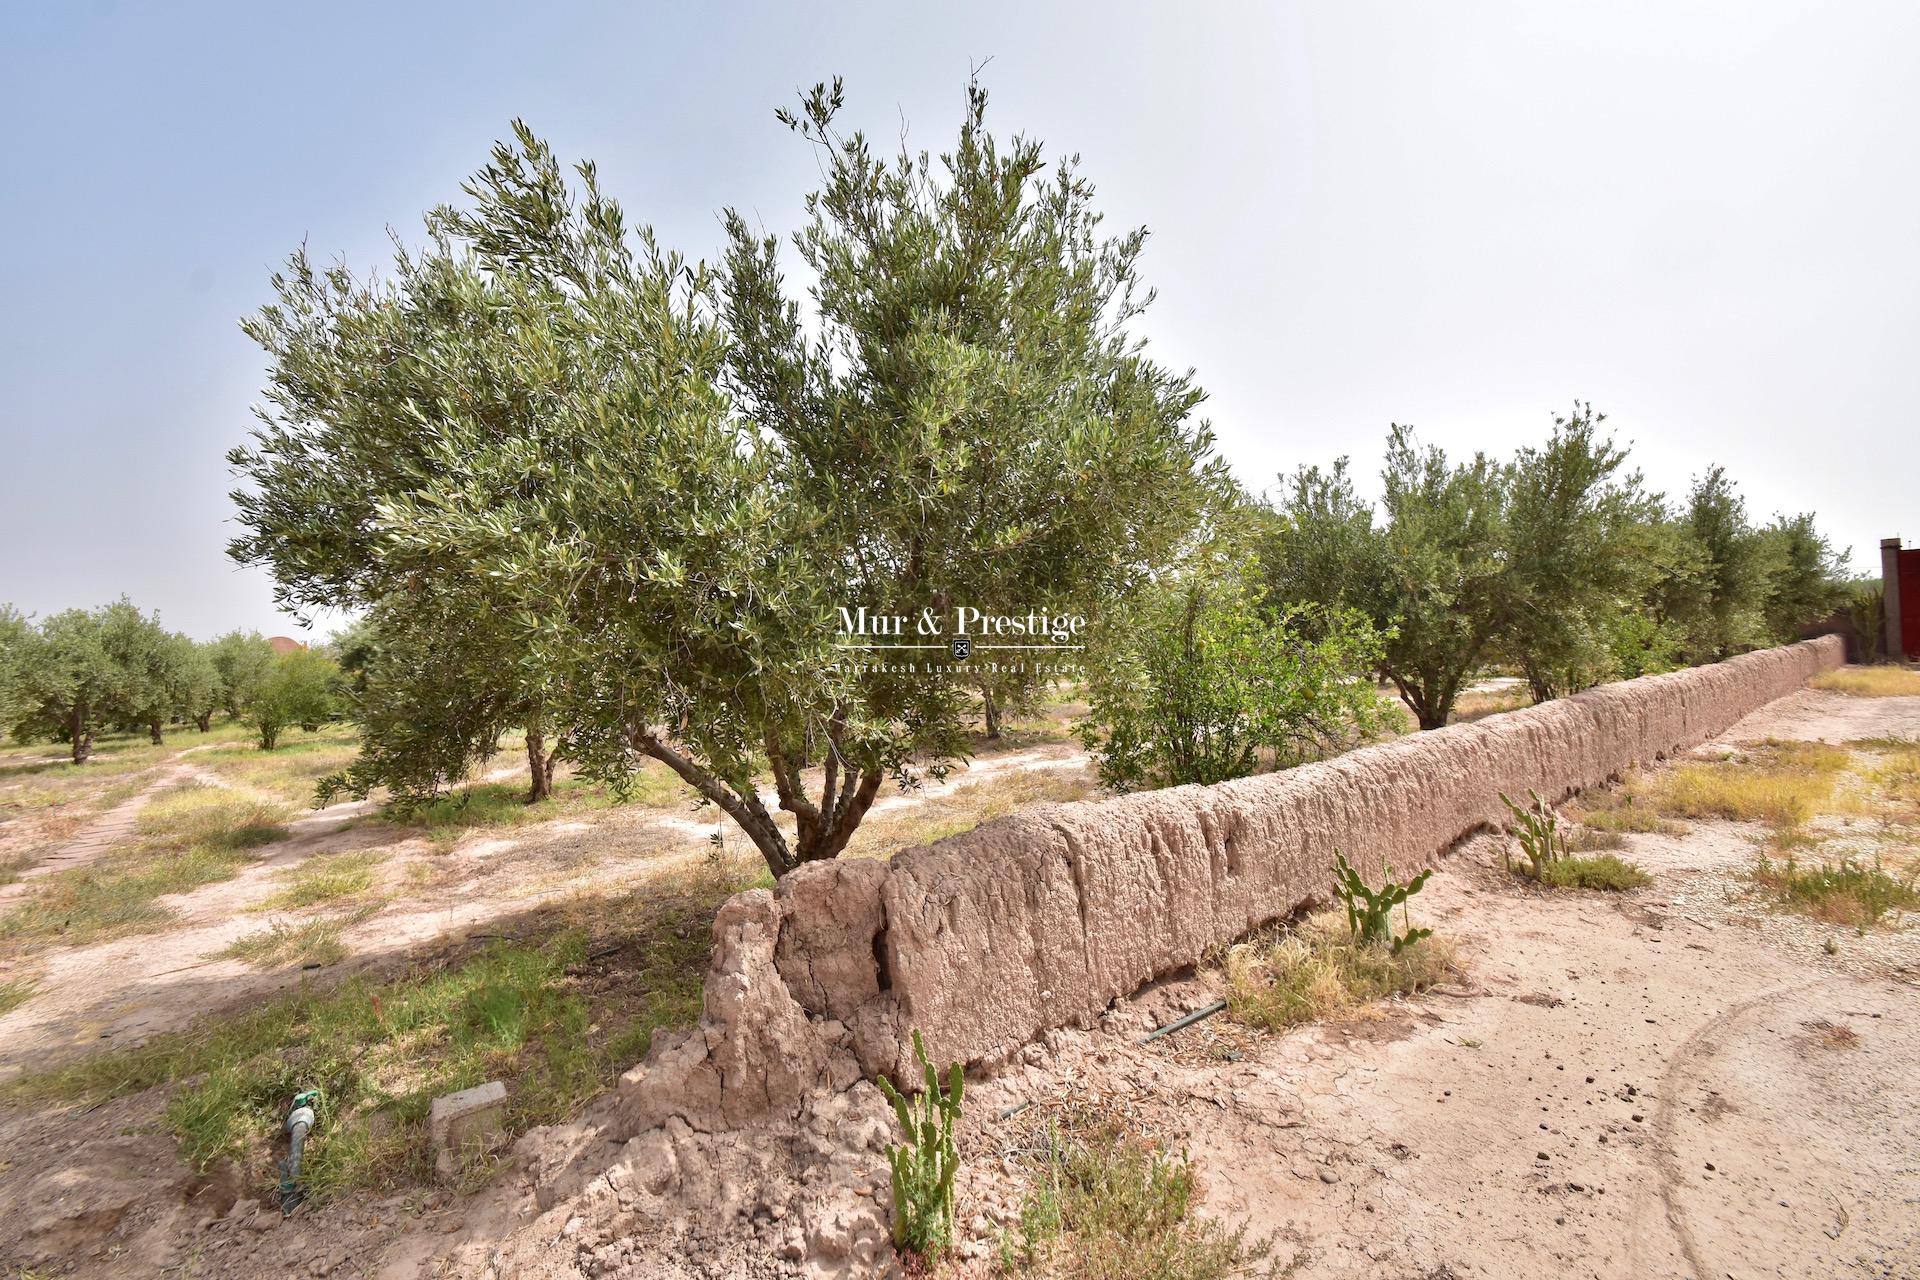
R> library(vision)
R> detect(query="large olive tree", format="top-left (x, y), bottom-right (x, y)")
top-left (233, 83), bottom-right (1218, 876)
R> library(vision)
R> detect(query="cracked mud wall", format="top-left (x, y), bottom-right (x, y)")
top-left (615, 636), bottom-right (1842, 1135)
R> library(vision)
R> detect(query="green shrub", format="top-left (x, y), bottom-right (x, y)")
top-left (1537, 854), bottom-right (1649, 892)
top-left (1080, 555), bottom-right (1389, 791)
top-left (876, 1029), bottom-right (963, 1260)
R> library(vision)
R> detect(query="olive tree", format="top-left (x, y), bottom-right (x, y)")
top-left (1758, 513), bottom-right (1845, 644)
top-left (11, 604), bottom-right (137, 762)
top-left (232, 84), bottom-right (1218, 876)
top-left (209, 631), bottom-right (276, 720)
top-left (250, 648), bottom-right (339, 750)
top-left (0, 606), bottom-right (31, 736)
top-left (1373, 428), bottom-right (1508, 729)
top-left (1498, 404), bottom-right (1656, 701)
top-left (1673, 467), bottom-right (1773, 662)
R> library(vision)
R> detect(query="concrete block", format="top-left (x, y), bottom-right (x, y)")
top-left (430, 1080), bottom-right (507, 1180)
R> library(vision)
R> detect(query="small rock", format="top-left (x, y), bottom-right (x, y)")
top-left (430, 1081), bottom-right (509, 1182)
top-left (1319, 1167), bottom-right (1340, 1184)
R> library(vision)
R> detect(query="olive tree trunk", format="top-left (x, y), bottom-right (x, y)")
top-left (525, 722), bottom-right (557, 804)
top-left (70, 707), bottom-right (94, 764)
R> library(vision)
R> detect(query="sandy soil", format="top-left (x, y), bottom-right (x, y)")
top-left (0, 742), bottom-right (1089, 1079)
top-left (2, 691), bottom-right (1916, 1279)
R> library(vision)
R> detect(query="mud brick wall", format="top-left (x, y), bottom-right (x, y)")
top-left (615, 635), bottom-right (1842, 1135)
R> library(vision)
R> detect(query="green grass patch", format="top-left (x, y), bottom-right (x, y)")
top-left (1224, 912), bottom-right (1454, 1031)
top-left (396, 774), bottom-right (640, 845)
top-left (0, 783), bottom-right (290, 948)
top-left (1751, 855), bottom-right (1920, 928)
top-left (0, 976), bottom-right (37, 1015)
top-left (256, 851), bottom-right (383, 910)
top-left (1537, 853), bottom-right (1650, 892)
top-left (998, 1119), bottom-right (1276, 1279)
top-left (190, 723), bottom-right (362, 806)
top-left (6, 861), bottom-right (753, 1199)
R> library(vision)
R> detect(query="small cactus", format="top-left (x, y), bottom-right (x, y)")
top-left (1332, 849), bottom-right (1432, 954)
top-left (1500, 789), bottom-right (1569, 878)
top-left (876, 1028), bottom-right (964, 1258)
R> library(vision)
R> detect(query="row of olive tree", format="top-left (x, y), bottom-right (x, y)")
top-left (1260, 406), bottom-right (1846, 728)
top-left (228, 79), bottom-right (1227, 877)
top-left (0, 603), bottom-right (341, 758)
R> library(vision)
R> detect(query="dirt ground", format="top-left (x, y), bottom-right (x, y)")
top-left (0, 739), bottom-right (1086, 1081)
top-left (3, 686), bottom-right (1917, 1279)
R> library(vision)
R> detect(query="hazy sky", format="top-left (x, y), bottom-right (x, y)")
top-left (2, 1), bottom-right (1915, 639)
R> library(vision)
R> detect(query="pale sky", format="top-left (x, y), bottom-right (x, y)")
top-left (2, 1), bottom-right (1914, 639)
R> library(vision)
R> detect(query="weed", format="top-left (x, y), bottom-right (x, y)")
top-left (1500, 790), bottom-right (1569, 877)
top-left (1225, 912), bottom-right (1454, 1031)
top-left (218, 910), bottom-right (377, 969)
top-left (1331, 850), bottom-right (1430, 953)
top-left (877, 1029), bottom-right (963, 1260)
top-left (1811, 667), bottom-right (1920, 698)
top-left (1751, 855), bottom-right (1919, 928)
top-left (998, 1118), bottom-right (1275, 1279)
top-left (0, 976), bottom-right (37, 1015)
top-left (1537, 854), bottom-right (1650, 892)
top-left (1568, 827), bottom-right (1627, 852)
top-left (257, 851), bottom-right (383, 910)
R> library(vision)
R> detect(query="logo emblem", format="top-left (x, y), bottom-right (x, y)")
top-left (950, 636), bottom-right (972, 660)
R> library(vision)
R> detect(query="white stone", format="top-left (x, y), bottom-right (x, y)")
top-left (429, 1080), bottom-right (507, 1180)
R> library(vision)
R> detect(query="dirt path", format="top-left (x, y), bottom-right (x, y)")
top-left (0, 742), bottom-right (1088, 1077)
top-left (0, 759), bottom-right (195, 909)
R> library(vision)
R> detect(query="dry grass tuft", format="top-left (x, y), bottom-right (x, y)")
top-left (844, 766), bottom-right (1094, 859)
top-left (217, 908), bottom-right (380, 969)
top-left (1644, 739), bottom-right (1859, 833)
top-left (0, 976), bottom-right (37, 1016)
top-left (1224, 912), bottom-right (1454, 1031)
top-left (1751, 854), bottom-right (1919, 928)
top-left (1566, 774), bottom-right (1682, 834)
top-left (1811, 667), bottom-right (1920, 698)
top-left (996, 1116), bottom-right (1277, 1279)
top-left (256, 850), bottom-right (384, 911)
top-left (1808, 1020), bottom-right (1861, 1050)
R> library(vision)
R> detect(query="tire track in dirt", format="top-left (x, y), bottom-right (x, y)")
top-left (1638, 975), bottom-right (1823, 1278)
